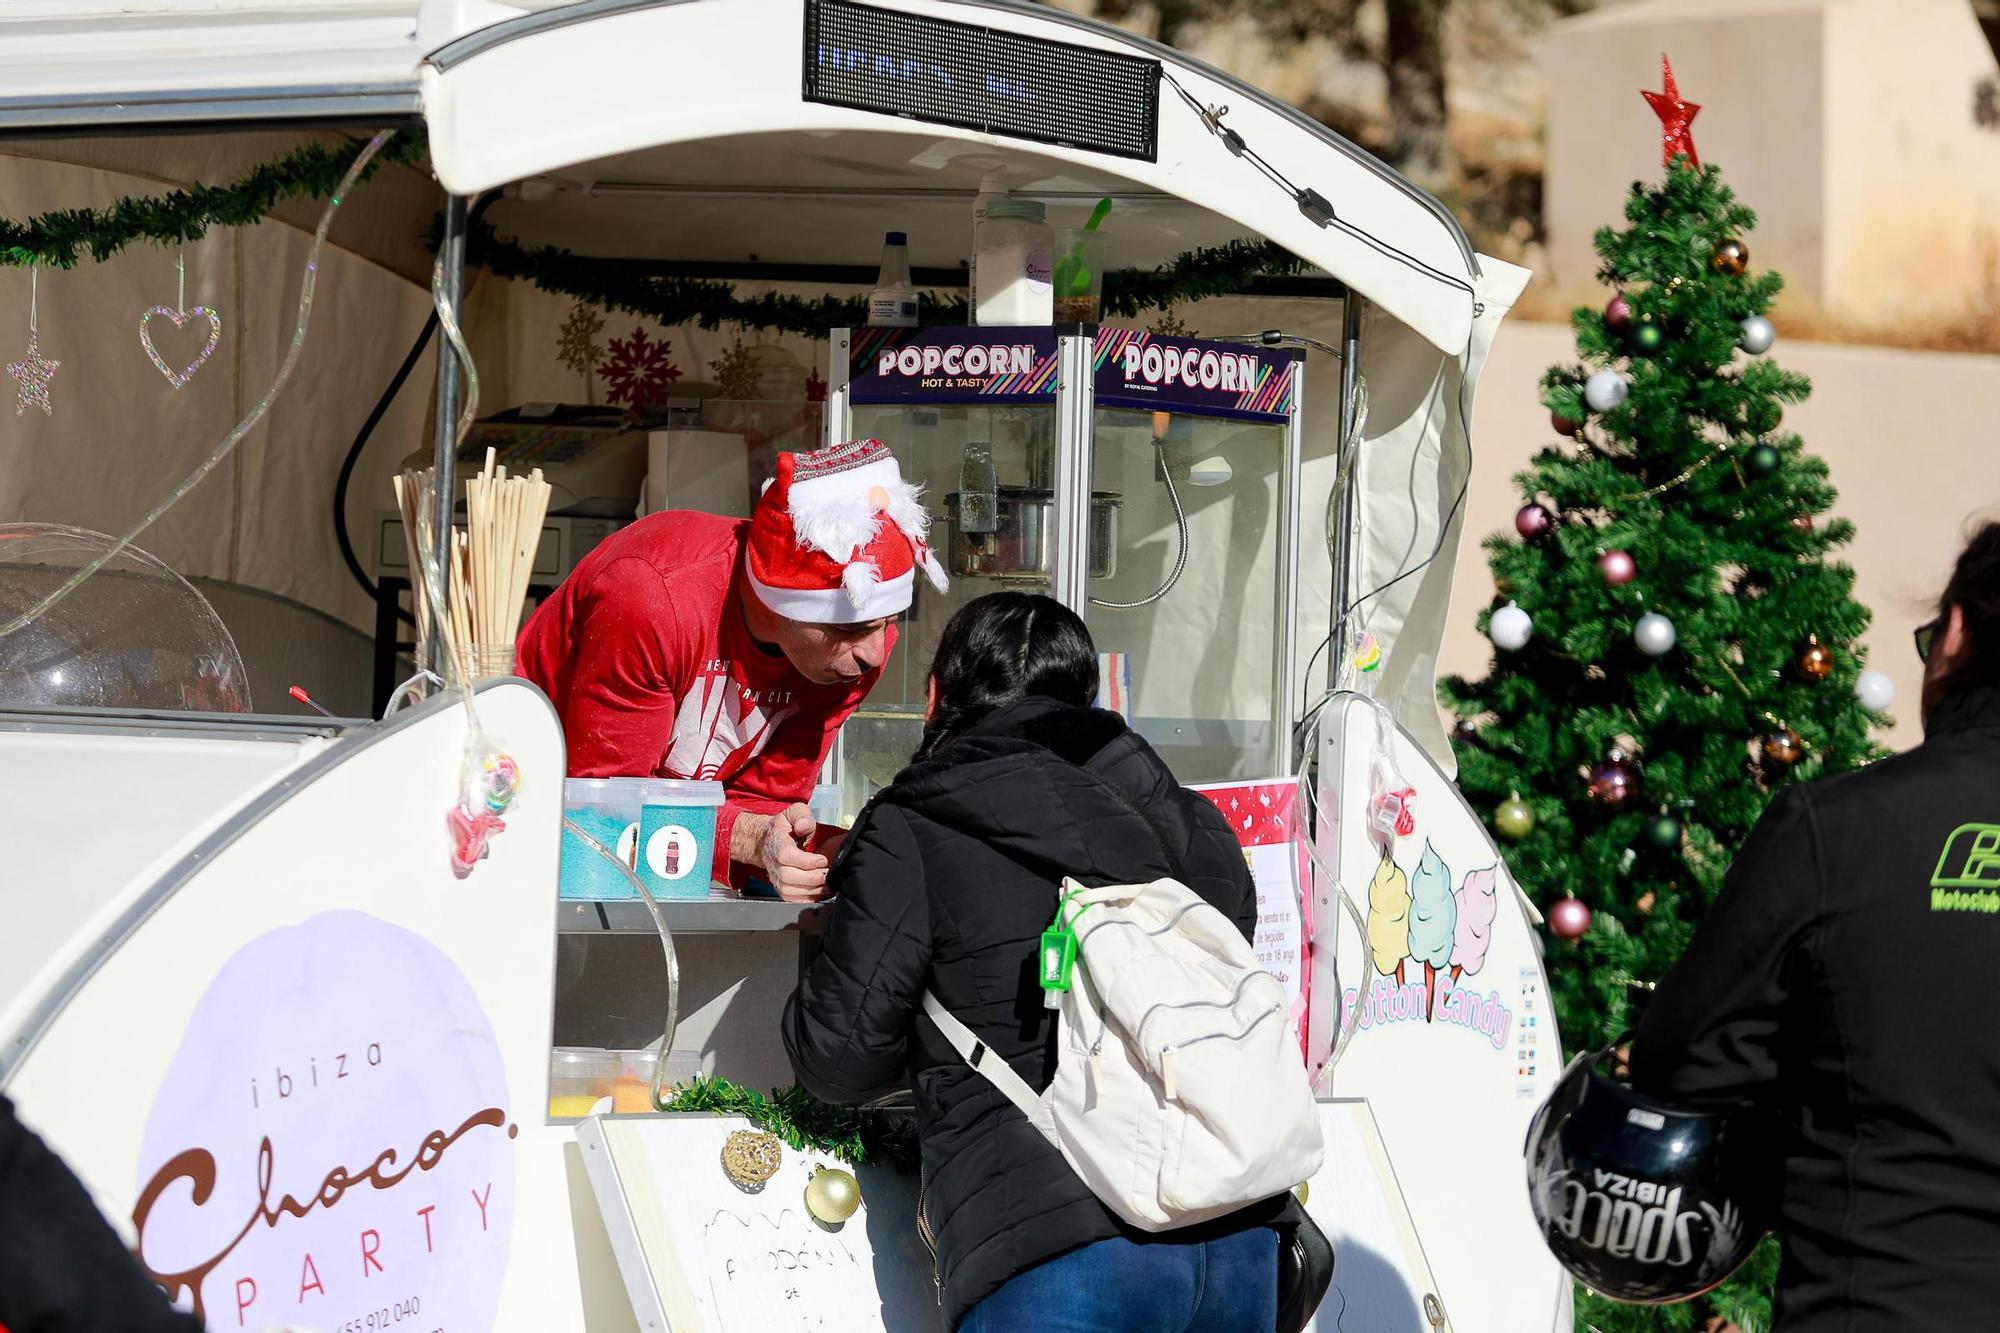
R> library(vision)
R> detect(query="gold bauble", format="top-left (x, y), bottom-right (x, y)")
top-left (805, 1166), bottom-right (862, 1224)
top-left (1763, 728), bottom-right (1803, 768)
top-left (1712, 238), bottom-right (1750, 276)
top-left (1794, 636), bottom-right (1834, 682)
top-left (1293, 1181), bottom-right (1311, 1206)
top-left (720, 1130), bottom-right (783, 1191)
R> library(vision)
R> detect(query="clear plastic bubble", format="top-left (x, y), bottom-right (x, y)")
top-left (0, 523), bottom-right (250, 713)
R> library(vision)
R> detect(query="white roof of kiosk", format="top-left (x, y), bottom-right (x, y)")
top-left (420, 0), bottom-right (1482, 355)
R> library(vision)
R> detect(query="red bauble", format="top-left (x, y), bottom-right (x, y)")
top-left (1588, 751), bottom-right (1642, 810)
top-left (1552, 412), bottom-right (1582, 438)
top-left (1604, 294), bottom-right (1633, 334)
top-left (1598, 550), bottom-right (1638, 585)
top-left (1549, 896), bottom-right (1592, 940)
top-left (1515, 502), bottom-right (1555, 540)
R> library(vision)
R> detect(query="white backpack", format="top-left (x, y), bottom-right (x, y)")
top-left (922, 876), bottom-right (1324, 1232)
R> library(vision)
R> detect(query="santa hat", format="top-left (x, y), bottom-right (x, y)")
top-left (745, 439), bottom-right (949, 624)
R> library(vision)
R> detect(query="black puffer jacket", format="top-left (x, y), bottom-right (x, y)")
top-left (781, 697), bottom-right (1282, 1327)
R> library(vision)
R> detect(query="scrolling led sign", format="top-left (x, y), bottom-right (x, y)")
top-left (803, 0), bottom-right (1160, 161)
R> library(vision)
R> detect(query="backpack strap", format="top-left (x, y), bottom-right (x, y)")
top-left (921, 990), bottom-right (1051, 1134)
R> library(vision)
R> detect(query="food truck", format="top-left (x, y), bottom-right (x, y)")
top-left (0, 1), bottom-right (1566, 1328)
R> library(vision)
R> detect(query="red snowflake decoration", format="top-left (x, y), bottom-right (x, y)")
top-left (598, 325), bottom-right (682, 409)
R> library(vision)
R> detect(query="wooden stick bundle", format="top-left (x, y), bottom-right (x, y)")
top-left (392, 467), bottom-right (435, 670)
top-left (396, 451), bottom-right (553, 681)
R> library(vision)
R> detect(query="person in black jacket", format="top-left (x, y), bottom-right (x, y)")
top-left (0, 1092), bottom-right (203, 1333)
top-left (781, 592), bottom-right (1283, 1332)
top-left (1630, 520), bottom-right (2000, 1328)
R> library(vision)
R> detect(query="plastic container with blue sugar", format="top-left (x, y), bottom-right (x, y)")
top-left (560, 777), bottom-right (656, 900)
top-left (635, 779), bottom-right (726, 900)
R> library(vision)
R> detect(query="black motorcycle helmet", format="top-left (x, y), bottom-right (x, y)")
top-left (1524, 1045), bottom-right (1774, 1304)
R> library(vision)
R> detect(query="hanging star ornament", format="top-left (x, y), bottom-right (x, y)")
top-left (1641, 53), bottom-right (1701, 169)
top-left (6, 333), bottom-right (59, 416)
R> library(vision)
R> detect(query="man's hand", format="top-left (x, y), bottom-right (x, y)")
top-left (733, 804), bottom-right (830, 901)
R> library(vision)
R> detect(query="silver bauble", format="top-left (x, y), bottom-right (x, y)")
top-left (1634, 612), bottom-right (1677, 656)
top-left (1584, 369), bottom-right (1630, 413)
top-left (1490, 603), bottom-right (1534, 652)
top-left (1855, 670), bottom-right (1895, 711)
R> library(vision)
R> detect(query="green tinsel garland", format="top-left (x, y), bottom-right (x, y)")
top-left (469, 224), bottom-right (1309, 339)
top-left (1, 133), bottom-right (431, 270)
top-left (661, 1075), bottom-right (918, 1174)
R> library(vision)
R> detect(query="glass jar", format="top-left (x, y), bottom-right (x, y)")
top-left (973, 199), bottom-right (1054, 325)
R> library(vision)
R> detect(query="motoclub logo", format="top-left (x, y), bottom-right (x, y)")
top-left (135, 911), bottom-right (515, 1329)
top-left (1546, 1168), bottom-right (1739, 1271)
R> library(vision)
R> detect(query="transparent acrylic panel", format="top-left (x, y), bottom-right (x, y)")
top-left (1088, 408), bottom-right (1288, 782)
top-left (835, 402), bottom-right (1060, 813)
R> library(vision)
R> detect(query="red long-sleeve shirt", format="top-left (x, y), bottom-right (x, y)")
top-left (517, 511), bottom-right (891, 880)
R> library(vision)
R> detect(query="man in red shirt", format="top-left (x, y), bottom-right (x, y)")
top-left (518, 439), bottom-right (946, 899)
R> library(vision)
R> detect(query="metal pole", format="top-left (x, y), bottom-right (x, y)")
top-left (1328, 294), bottom-right (1363, 669)
top-left (1276, 357), bottom-right (1304, 776)
top-left (1051, 331), bottom-right (1095, 613)
top-left (426, 194), bottom-right (469, 679)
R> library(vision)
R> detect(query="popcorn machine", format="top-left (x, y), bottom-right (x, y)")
top-left (826, 325), bottom-right (1304, 805)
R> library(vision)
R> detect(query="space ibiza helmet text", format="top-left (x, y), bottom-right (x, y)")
top-left (135, 911), bottom-right (516, 1329)
top-left (1547, 1168), bottom-right (1732, 1270)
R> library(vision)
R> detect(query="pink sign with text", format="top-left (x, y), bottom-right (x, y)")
top-left (1193, 780), bottom-right (1311, 1060)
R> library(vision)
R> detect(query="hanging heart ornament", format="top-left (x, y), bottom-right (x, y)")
top-left (139, 305), bottom-right (222, 389)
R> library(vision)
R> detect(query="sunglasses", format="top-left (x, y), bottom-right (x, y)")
top-left (1915, 616), bottom-right (1944, 664)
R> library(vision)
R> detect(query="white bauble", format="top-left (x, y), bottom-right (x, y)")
top-left (1634, 612), bottom-right (1677, 656)
top-left (1490, 603), bottom-right (1534, 652)
top-left (1584, 369), bottom-right (1630, 413)
top-left (1738, 315), bottom-right (1776, 355)
top-left (1855, 669), bottom-right (1895, 711)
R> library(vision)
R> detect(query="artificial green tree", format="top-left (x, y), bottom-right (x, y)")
top-left (1440, 78), bottom-right (1887, 1333)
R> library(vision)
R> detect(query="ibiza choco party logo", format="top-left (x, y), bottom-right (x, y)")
top-left (134, 911), bottom-right (516, 1330)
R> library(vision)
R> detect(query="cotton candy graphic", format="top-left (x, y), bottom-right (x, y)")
top-left (1451, 865), bottom-right (1499, 983)
top-left (1366, 847), bottom-right (1412, 985)
top-left (1406, 841), bottom-right (1457, 1021)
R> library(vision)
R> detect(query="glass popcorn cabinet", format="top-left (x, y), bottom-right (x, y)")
top-left (825, 326), bottom-right (1305, 811)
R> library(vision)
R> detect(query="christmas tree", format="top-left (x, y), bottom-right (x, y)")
top-left (1440, 59), bottom-right (1888, 1331)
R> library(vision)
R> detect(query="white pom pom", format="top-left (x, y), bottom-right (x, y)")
top-left (842, 561), bottom-right (882, 599)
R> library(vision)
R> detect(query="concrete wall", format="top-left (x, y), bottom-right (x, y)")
top-left (1442, 318), bottom-right (2000, 753)
top-left (1543, 0), bottom-right (2000, 324)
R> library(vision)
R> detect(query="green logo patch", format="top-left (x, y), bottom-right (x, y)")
top-left (1930, 824), bottom-right (2000, 912)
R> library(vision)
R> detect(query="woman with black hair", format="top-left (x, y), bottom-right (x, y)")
top-left (1631, 521), bottom-right (2000, 1328)
top-left (781, 591), bottom-right (1285, 1332)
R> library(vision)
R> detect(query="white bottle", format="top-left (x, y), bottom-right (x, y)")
top-left (968, 173), bottom-right (1008, 324)
top-left (974, 200), bottom-right (1054, 326)
top-left (867, 231), bottom-right (919, 328)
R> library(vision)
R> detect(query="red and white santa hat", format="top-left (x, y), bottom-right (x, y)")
top-left (745, 438), bottom-right (949, 624)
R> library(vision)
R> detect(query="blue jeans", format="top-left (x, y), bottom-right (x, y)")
top-left (958, 1227), bottom-right (1278, 1332)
